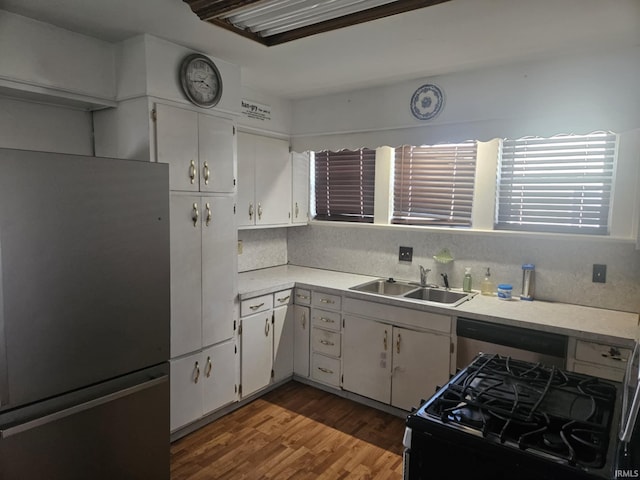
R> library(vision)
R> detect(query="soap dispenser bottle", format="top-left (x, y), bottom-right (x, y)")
top-left (481, 267), bottom-right (495, 296)
top-left (463, 267), bottom-right (472, 293)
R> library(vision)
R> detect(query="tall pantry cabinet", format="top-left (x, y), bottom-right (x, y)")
top-left (94, 99), bottom-right (239, 433)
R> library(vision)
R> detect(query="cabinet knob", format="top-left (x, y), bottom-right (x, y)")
top-left (192, 203), bottom-right (199, 227)
top-left (189, 160), bottom-right (196, 184)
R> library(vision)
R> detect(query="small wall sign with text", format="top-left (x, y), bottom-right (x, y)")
top-left (410, 84), bottom-right (445, 121)
top-left (241, 99), bottom-right (272, 121)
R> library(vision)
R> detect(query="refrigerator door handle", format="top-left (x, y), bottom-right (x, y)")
top-left (0, 233), bottom-right (7, 409)
top-left (0, 375), bottom-right (168, 439)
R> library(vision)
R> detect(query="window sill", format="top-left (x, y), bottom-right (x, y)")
top-left (307, 219), bottom-right (637, 245)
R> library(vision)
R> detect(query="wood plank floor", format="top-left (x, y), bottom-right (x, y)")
top-left (170, 381), bottom-right (406, 479)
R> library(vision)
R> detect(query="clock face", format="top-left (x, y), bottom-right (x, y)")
top-left (180, 54), bottom-right (223, 108)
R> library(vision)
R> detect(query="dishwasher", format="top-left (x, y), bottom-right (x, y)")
top-left (456, 317), bottom-right (568, 369)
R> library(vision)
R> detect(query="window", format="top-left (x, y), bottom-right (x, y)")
top-left (313, 148), bottom-right (376, 222)
top-left (496, 132), bottom-right (617, 235)
top-left (392, 142), bottom-right (477, 226)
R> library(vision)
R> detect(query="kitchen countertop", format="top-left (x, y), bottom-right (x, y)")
top-left (238, 265), bottom-right (639, 345)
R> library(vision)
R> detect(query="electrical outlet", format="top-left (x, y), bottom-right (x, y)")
top-left (237, 240), bottom-right (243, 255)
top-left (399, 246), bottom-right (413, 262)
top-left (592, 264), bottom-right (606, 283)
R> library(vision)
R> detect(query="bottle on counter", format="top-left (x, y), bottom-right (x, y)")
top-left (480, 267), bottom-right (495, 296)
top-left (521, 263), bottom-right (535, 301)
top-left (463, 267), bottom-right (472, 293)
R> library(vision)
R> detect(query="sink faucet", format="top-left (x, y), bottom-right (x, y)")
top-left (419, 265), bottom-right (431, 287)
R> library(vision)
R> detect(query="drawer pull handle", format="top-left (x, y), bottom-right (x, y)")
top-left (383, 330), bottom-right (388, 351)
top-left (301, 312), bottom-right (306, 329)
top-left (318, 367), bottom-right (334, 374)
top-left (320, 298), bottom-right (334, 304)
top-left (249, 203), bottom-right (254, 220)
top-left (276, 295), bottom-right (291, 303)
top-left (205, 356), bottom-right (212, 378)
top-left (194, 361), bottom-right (200, 384)
top-left (320, 340), bottom-right (335, 346)
top-left (203, 161), bottom-right (210, 185)
top-left (319, 317), bottom-right (335, 324)
top-left (249, 302), bottom-right (265, 311)
top-left (192, 203), bottom-right (199, 227)
top-left (296, 294), bottom-right (309, 300)
top-left (396, 333), bottom-right (401, 354)
top-left (265, 318), bottom-right (270, 336)
top-left (189, 160), bottom-right (196, 184)
top-left (205, 202), bottom-right (212, 226)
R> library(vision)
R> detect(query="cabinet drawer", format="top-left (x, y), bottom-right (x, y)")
top-left (311, 309), bottom-right (341, 332)
top-left (240, 294), bottom-right (273, 317)
top-left (311, 353), bottom-right (341, 387)
top-left (274, 289), bottom-right (293, 307)
top-left (575, 340), bottom-right (631, 370)
top-left (312, 291), bottom-right (341, 311)
top-left (573, 360), bottom-right (625, 382)
top-left (294, 288), bottom-right (311, 306)
top-left (311, 328), bottom-right (341, 357)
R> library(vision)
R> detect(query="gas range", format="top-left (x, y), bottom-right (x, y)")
top-left (404, 354), bottom-right (626, 480)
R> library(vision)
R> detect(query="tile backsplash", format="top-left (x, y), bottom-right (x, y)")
top-left (237, 228), bottom-right (288, 272)
top-left (286, 224), bottom-right (640, 313)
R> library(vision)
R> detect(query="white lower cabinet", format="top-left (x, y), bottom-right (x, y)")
top-left (240, 289), bottom-right (294, 397)
top-left (273, 290), bottom-right (294, 383)
top-left (566, 337), bottom-right (631, 382)
top-left (293, 303), bottom-right (310, 378)
top-left (170, 339), bottom-right (237, 432)
top-left (240, 309), bottom-right (273, 398)
top-left (391, 326), bottom-right (451, 411)
top-left (342, 314), bottom-right (451, 410)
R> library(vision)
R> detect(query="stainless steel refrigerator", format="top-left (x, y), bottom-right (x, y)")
top-left (0, 148), bottom-right (170, 479)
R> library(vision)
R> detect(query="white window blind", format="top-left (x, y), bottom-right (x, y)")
top-left (314, 148), bottom-right (375, 222)
top-left (496, 132), bottom-right (617, 234)
top-left (392, 142), bottom-right (477, 226)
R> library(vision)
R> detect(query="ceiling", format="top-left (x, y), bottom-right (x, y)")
top-left (1, 0), bottom-right (639, 100)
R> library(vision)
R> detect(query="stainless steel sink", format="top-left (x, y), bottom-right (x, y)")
top-left (350, 279), bottom-right (417, 296)
top-left (350, 278), bottom-right (474, 307)
top-left (403, 287), bottom-right (470, 305)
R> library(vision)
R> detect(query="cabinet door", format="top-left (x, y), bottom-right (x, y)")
top-left (170, 194), bottom-right (202, 358)
top-left (291, 151), bottom-right (310, 224)
top-left (342, 315), bottom-right (391, 404)
top-left (391, 327), bottom-right (451, 411)
top-left (241, 311), bottom-right (273, 398)
top-left (202, 340), bottom-right (237, 414)
top-left (198, 114), bottom-right (236, 194)
top-left (156, 104), bottom-right (199, 192)
top-left (293, 305), bottom-right (310, 377)
top-left (201, 196), bottom-right (236, 347)
top-left (255, 136), bottom-right (291, 226)
top-left (236, 131), bottom-right (256, 227)
top-left (273, 304), bottom-right (294, 382)
top-left (170, 353), bottom-right (202, 431)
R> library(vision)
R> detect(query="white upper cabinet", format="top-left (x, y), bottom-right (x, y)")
top-left (291, 151), bottom-right (310, 224)
top-left (237, 131), bottom-right (292, 228)
top-left (156, 103), bottom-right (236, 193)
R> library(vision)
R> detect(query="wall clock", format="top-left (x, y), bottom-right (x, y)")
top-left (179, 53), bottom-right (223, 108)
top-left (410, 83), bottom-right (444, 120)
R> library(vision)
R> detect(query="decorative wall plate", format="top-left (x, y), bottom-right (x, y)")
top-left (410, 83), bottom-right (444, 120)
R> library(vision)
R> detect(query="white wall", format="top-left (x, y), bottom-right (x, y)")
top-left (238, 86), bottom-right (293, 138)
top-left (0, 97), bottom-right (93, 154)
top-left (290, 46), bottom-right (640, 151)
